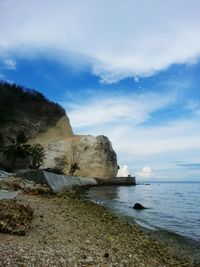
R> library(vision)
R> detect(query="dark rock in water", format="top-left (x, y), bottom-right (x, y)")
top-left (133, 203), bottom-right (146, 210)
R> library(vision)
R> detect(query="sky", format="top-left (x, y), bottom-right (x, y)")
top-left (1, 0), bottom-right (200, 181)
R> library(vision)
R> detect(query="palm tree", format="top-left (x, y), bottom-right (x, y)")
top-left (68, 142), bottom-right (80, 176)
top-left (1, 130), bottom-right (32, 170)
top-left (30, 144), bottom-right (45, 169)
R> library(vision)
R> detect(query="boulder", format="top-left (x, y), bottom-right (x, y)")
top-left (0, 200), bottom-right (34, 235)
top-left (133, 203), bottom-right (147, 210)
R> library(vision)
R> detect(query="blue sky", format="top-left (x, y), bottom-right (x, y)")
top-left (1, 0), bottom-right (200, 181)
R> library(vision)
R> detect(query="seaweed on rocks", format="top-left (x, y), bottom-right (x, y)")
top-left (0, 200), bottom-right (34, 235)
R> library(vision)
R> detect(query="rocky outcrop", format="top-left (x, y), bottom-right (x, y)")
top-left (0, 82), bottom-right (118, 179)
top-left (64, 135), bottom-right (118, 178)
top-left (29, 117), bottom-right (118, 179)
top-left (133, 203), bottom-right (147, 210)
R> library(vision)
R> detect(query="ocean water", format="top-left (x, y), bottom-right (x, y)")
top-left (85, 182), bottom-right (200, 241)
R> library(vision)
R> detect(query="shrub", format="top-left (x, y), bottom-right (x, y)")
top-left (30, 144), bottom-right (46, 169)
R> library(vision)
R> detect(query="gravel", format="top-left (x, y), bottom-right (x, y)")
top-left (0, 190), bottom-right (198, 267)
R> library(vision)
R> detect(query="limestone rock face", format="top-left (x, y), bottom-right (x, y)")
top-left (30, 117), bottom-right (118, 179)
top-left (29, 116), bottom-right (74, 145)
top-left (69, 135), bottom-right (118, 178)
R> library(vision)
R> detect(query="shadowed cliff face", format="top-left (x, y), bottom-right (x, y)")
top-left (28, 116), bottom-right (74, 144)
top-left (0, 81), bottom-right (66, 140)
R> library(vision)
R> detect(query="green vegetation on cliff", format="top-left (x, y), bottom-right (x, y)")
top-left (0, 81), bottom-right (66, 139)
top-left (0, 130), bottom-right (46, 171)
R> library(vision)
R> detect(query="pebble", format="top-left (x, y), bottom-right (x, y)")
top-left (104, 252), bottom-right (109, 258)
top-left (85, 256), bottom-right (94, 263)
top-left (0, 191), bottom-right (197, 267)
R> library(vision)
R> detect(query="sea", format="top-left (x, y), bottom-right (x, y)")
top-left (84, 182), bottom-right (200, 241)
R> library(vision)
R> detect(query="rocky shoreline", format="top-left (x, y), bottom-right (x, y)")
top-left (0, 188), bottom-right (199, 267)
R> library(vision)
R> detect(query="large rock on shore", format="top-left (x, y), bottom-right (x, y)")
top-left (0, 200), bottom-right (34, 235)
top-left (29, 117), bottom-right (118, 179)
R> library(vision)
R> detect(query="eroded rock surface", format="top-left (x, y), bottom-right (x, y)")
top-left (42, 135), bottom-right (118, 178)
top-left (30, 117), bottom-right (118, 178)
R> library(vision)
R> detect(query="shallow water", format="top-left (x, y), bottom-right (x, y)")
top-left (85, 182), bottom-right (200, 241)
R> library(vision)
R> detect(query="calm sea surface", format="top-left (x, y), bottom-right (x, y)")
top-left (85, 182), bottom-right (200, 241)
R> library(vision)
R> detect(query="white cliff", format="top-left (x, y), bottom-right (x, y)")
top-left (29, 116), bottom-right (118, 178)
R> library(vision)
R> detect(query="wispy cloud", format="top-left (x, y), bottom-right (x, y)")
top-left (109, 119), bottom-right (200, 157)
top-left (4, 59), bottom-right (16, 70)
top-left (0, 73), bottom-right (14, 83)
top-left (0, 0), bottom-right (200, 82)
top-left (65, 91), bottom-right (176, 128)
top-left (176, 162), bottom-right (200, 170)
top-left (136, 166), bottom-right (152, 179)
top-left (186, 100), bottom-right (200, 116)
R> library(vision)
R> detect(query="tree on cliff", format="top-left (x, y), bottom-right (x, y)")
top-left (30, 144), bottom-right (46, 169)
top-left (0, 81), bottom-right (66, 138)
top-left (1, 130), bottom-right (30, 170)
top-left (68, 142), bottom-right (80, 176)
top-left (69, 162), bottom-right (80, 176)
top-left (0, 130), bottom-right (45, 171)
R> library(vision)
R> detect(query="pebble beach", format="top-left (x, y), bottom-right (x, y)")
top-left (0, 190), bottom-right (199, 267)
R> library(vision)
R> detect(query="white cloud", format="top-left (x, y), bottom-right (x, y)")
top-left (137, 166), bottom-right (152, 179)
top-left (136, 166), bottom-right (172, 180)
top-left (0, 0), bottom-right (200, 81)
top-left (65, 91), bottom-right (176, 128)
top-left (117, 165), bottom-right (130, 177)
top-left (4, 59), bottom-right (16, 70)
top-left (106, 119), bottom-right (200, 160)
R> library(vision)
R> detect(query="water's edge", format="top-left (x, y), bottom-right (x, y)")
top-left (82, 185), bottom-right (200, 263)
